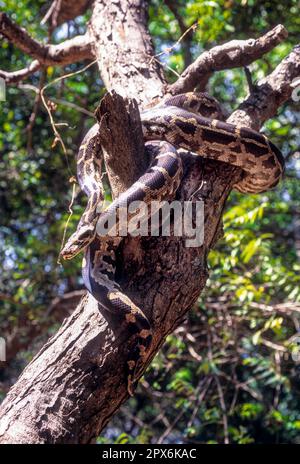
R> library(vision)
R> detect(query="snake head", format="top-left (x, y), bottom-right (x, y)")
top-left (60, 224), bottom-right (96, 260)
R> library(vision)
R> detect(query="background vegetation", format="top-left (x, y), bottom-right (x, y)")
top-left (0, 0), bottom-right (299, 444)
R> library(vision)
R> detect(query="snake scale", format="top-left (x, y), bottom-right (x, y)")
top-left (61, 92), bottom-right (284, 395)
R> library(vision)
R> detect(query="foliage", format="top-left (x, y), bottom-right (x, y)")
top-left (0, 0), bottom-right (299, 443)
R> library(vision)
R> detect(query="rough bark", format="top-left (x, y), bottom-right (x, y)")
top-left (0, 0), bottom-right (298, 444)
top-left (167, 24), bottom-right (288, 94)
top-left (89, 0), bottom-right (166, 105)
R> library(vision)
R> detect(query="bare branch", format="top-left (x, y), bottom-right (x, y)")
top-left (0, 0), bottom-right (296, 444)
top-left (0, 60), bottom-right (41, 84)
top-left (41, 0), bottom-right (92, 29)
top-left (89, 0), bottom-right (166, 105)
top-left (0, 290), bottom-right (83, 365)
top-left (168, 24), bottom-right (288, 95)
top-left (228, 44), bottom-right (300, 129)
top-left (0, 12), bottom-right (46, 57)
top-left (38, 33), bottom-right (94, 65)
top-left (19, 83), bottom-right (95, 116)
top-left (0, 12), bottom-right (94, 83)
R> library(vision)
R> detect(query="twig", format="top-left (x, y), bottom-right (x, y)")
top-left (273, 351), bottom-right (282, 409)
top-left (260, 338), bottom-right (287, 352)
top-left (249, 301), bottom-right (300, 315)
top-left (57, 180), bottom-right (77, 265)
top-left (40, 0), bottom-right (58, 26)
top-left (157, 407), bottom-right (186, 444)
top-left (164, 0), bottom-right (194, 66)
top-left (19, 83), bottom-right (94, 117)
top-left (149, 22), bottom-right (197, 78)
top-left (41, 0), bottom-right (92, 30)
top-left (214, 375), bottom-right (229, 444)
top-left (45, 290), bottom-right (85, 317)
top-left (49, 0), bottom-right (62, 32)
top-left (187, 378), bottom-right (212, 429)
top-left (51, 97), bottom-right (94, 117)
top-left (40, 59), bottom-right (97, 154)
top-left (206, 325), bottom-right (230, 443)
top-left (243, 66), bottom-right (255, 93)
top-left (26, 70), bottom-right (46, 152)
top-left (151, 22), bottom-right (197, 62)
top-left (153, 57), bottom-right (181, 78)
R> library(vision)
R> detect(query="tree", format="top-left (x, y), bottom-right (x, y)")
top-left (0, 0), bottom-right (299, 444)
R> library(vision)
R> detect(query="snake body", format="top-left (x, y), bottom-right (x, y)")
top-left (61, 92), bottom-right (284, 395)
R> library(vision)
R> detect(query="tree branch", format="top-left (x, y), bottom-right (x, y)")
top-left (0, 12), bottom-right (94, 83)
top-left (168, 24), bottom-right (288, 95)
top-left (41, 0), bottom-right (92, 30)
top-left (0, 291), bottom-right (84, 365)
top-left (228, 44), bottom-right (300, 129)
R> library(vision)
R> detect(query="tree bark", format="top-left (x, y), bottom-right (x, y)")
top-left (0, 0), bottom-right (298, 444)
top-left (96, 91), bottom-right (148, 196)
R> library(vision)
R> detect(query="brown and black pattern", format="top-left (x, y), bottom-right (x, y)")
top-left (141, 96), bottom-right (284, 195)
top-left (61, 92), bottom-right (285, 395)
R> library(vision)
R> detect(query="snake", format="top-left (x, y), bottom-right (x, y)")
top-left (61, 92), bottom-right (284, 395)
